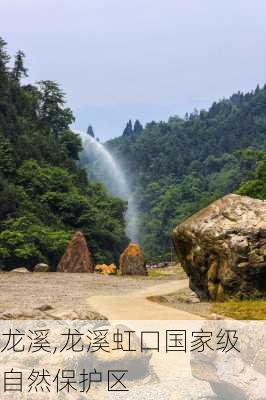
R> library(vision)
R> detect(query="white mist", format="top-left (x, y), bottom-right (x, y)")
top-left (76, 131), bottom-right (138, 242)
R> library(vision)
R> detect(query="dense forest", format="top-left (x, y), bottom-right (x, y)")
top-left (107, 89), bottom-right (266, 259)
top-left (0, 38), bottom-right (129, 270)
top-left (1, 36), bottom-right (265, 268)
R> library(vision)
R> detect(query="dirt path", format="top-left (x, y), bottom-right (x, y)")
top-left (0, 272), bottom-right (202, 320)
top-left (87, 279), bottom-right (202, 320)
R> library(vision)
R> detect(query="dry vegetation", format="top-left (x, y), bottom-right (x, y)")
top-left (148, 289), bottom-right (266, 320)
top-left (211, 300), bottom-right (266, 320)
top-left (147, 264), bottom-right (186, 280)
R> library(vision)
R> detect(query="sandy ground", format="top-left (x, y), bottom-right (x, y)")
top-left (0, 273), bottom-right (169, 313)
top-left (0, 272), bottom-right (213, 398)
top-left (88, 280), bottom-right (201, 319)
top-left (0, 272), bottom-right (201, 319)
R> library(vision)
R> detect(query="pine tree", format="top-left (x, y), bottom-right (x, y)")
top-left (38, 80), bottom-right (74, 139)
top-left (12, 50), bottom-right (28, 81)
top-left (0, 37), bottom-right (10, 88)
top-left (122, 120), bottom-right (133, 136)
top-left (0, 37), bottom-right (10, 75)
top-left (87, 125), bottom-right (95, 138)
top-left (133, 120), bottom-right (143, 135)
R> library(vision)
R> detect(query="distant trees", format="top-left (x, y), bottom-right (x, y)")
top-left (87, 125), bottom-right (95, 138)
top-left (133, 120), bottom-right (143, 135)
top-left (123, 119), bottom-right (143, 136)
top-left (0, 37), bottom-right (10, 77)
top-left (107, 85), bottom-right (266, 259)
top-left (12, 50), bottom-right (28, 81)
top-left (123, 120), bottom-right (133, 136)
top-left (237, 151), bottom-right (266, 200)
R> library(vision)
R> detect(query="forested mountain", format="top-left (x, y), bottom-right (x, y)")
top-left (0, 38), bottom-right (128, 270)
top-left (107, 87), bottom-right (266, 259)
top-left (1, 36), bottom-right (265, 267)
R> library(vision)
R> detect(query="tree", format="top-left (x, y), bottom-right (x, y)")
top-left (12, 50), bottom-right (28, 81)
top-left (107, 84), bottom-right (266, 258)
top-left (0, 37), bottom-right (10, 93)
top-left (122, 120), bottom-right (133, 136)
top-left (0, 40), bottom-right (129, 269)
top-left (0, 133), bottom-right (14, 175)
top-left (87, 125), bottom-right (95, 138)
top-left (38, 80), bottom-right (74, 139)
top-left (0, 37), bottom-right (10, 76)
top-left (133, 120), bottom-right (143, 135)
top-left (237, 157), bottom-right (266, 200)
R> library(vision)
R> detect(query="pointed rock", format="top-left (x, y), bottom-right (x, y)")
top-left (57, 231), bottom-right (94, 273)
top-left (119, 243), bottom-right (147, 275)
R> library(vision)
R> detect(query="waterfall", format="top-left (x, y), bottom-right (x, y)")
top-left (76, 131), bottom-right (138, 242)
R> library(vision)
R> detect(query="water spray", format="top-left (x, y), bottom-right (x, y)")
top-left (76, 130), bottom-right (138, 242)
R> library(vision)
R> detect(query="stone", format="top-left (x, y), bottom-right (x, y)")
top-left (172, 194), bottom-right (266, 300)
top-left (95, 264), bottom-right (117, 275)
top-left (34, 263), bottom-right (49, 272)
top-left (260, 245), bottom-right (266, 256)
top-left (119, 243), bottom-right (147, 276)
top-left (191, 321), bottom-right (266, 400)
top-left (10, 267), bottom-right (30, 273)
top-left (90, 324), bottom-right (152, 380)
top-left (57, 231), bottom-right (94, 273)
top-left (208, 282), bottom-right (218, 300)
top-left (35, 304), bottom-right (54, 312)
top-left (249, 250), bottom-right (264, 264)
top-left (0, 308), bottom-right (106, 320)
top-left (216, 283), bottom-right (225, 301)
top-left (176, 288), bottom-right (200, 304)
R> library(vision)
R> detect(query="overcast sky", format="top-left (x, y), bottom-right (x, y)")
top-left (2, 0), bottom-right (266, 140)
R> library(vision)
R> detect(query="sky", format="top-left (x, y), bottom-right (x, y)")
top-left (2, 0), bottom-right (266, 140)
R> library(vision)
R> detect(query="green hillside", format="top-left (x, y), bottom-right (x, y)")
top-left (107, 88), bottom-right (266, 259)
top-left (0, 38), bottom-right (128, 270)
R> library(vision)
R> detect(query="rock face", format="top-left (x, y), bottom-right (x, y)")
top-left (119, 243), bottom-right (147, 275)
top-left (191, 321), bottom-right (266, 400)
top-left (95, 264), bottom-right (117, 275)
top-left (34, 263), bottom-right (49, 272)
top-left (57, 231), bottom-right (94, 273)
top-left (172, 194), bottom-right (266, 300)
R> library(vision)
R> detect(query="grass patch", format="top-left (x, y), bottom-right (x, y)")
top-left (211, 300), bottom-right (266, 320)
top-left (148, 269), bottom-right (168, 279)
top-left (149, 291), bottom-right (266, 320)
top-left (148, 265), bottom-right (186, 280)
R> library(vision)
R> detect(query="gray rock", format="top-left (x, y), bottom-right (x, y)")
top-left (10, 267), bottom-right (30, 273)
top-left (34, 263), bottom-right (49, 272)
top-left (191, 321), bottom-right (266, 400)
top-left (0, 308), bottom-right (107, 320)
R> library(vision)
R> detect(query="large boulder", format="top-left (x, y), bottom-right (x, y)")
top-left (57, 231), bottom-right (94, 273)
top-left (172, 194), bottom-right (266, 300)
top-left (191, 321), bottom-right (266, 400)
top-left (119, 243), bottom-right (147, 275)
